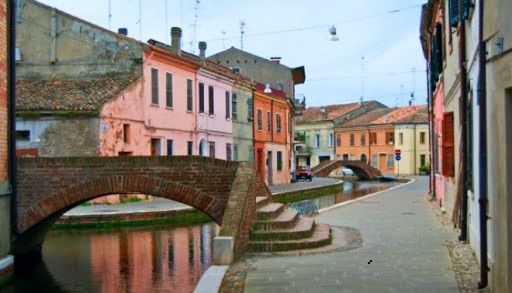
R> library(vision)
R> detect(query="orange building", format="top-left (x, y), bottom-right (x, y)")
top-left (253, 83), bottom-right (291, 185)
top-left (335, 105), bottom-right (427, 175)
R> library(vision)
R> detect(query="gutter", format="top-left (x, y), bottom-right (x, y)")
top-left (457, 1), bottom-right (469, 242)
top-left (477, 0), bottom-right (488, 288)
top-left (9, 0), bottom-right (18, 236)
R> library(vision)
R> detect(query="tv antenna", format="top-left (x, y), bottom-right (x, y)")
top-left (410, 67), bottom-right (416, 105)
top-left (360, 56), bottom-right (365, 104)
top-left (222, 30), bottom-right (226, 49)
top-left (240, 20), bottom-right (246, 50)
top-left (108, 0), bottom-right (111, 30)
top-left (190, 0), bottom-right (200, 53)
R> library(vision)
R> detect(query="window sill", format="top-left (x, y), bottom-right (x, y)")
top-left (225, 117), bottom-right (231, 121)
top-left (165, 107), bottom-right (174, 110)
top-left (186, 110), bottom-right (194, 114)
top-left (199, 112), bottom-right (206, 116)
top-left (209, 114), bottom-right (216, 118)
top-left (150, 104), bottom-right (159, 108)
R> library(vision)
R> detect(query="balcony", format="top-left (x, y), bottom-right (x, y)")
top-left (294, 144), bottom-right (312, 156)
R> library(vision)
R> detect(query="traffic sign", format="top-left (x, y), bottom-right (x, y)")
top-left (395, 155), bottom-right (401, 161)
top-left (395, 149), bottom-right (401, 156)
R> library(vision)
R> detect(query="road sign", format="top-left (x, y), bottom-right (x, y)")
top-left (395, 155), bottom-right (401, 161)
top-left (395, 149), bottom-right (401, 156)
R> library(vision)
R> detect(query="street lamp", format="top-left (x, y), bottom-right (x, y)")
top-left (328, 25), bottom-right (339, 41)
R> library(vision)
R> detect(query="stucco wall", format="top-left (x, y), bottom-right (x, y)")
top-left (296, 121), bottom-right (334, 168)
top-left (394, 124), bottom-right (430, 175)
top-left (231, 85), bottom-right (254, 162)
top-left (16, 0), bottom-right (142, 79)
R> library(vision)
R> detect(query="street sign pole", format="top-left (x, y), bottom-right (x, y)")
top-left (395, 153), bottom-right (401, 178)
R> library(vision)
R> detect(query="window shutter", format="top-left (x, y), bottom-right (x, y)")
top-left (442, 112), bottom-right (455, 177)
top-left (449, 0), bottom-right (459, 27)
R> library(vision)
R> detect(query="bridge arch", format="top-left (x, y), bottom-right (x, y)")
top-left (312, 160), bottom-right (382, 180)
top-left (14, 156), bottom-right (262, 264)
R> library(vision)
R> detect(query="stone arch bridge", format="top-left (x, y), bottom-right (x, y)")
top-left (13, 156), bottom-right (270, 265)
top-left (312, 160), bottom-right (382, 180)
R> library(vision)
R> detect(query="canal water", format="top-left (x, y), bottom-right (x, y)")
top-left (2, 180), bottom-right (398, 293)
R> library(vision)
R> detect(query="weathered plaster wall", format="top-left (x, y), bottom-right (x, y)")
top-left (231, 85), bottom-right (254, 162)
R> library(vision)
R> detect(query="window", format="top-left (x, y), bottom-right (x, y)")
top-left (226, 143), bottom-right (232, 161)
top-left (420, 154), bottom-right (426, 167)
top-left (166, 72), bottom-right (173, 108)
top-left (328, 133), bottom-right (334, 147)
top-left (387, 154), bottom-right (393, 168)
top-left (399, 133), bottom-right (404, 145)
top-left (151, 138), bottom-right (161, 156)
top-left (343, 154), bottom-right (349, 161)
top-left (233, 144), bottom-right (239, 161)
top-left (257, 109), bottom-right (262, 131)
top-left (209, 141), bottom-right (216, 158)
top-left (267, 111), bottom-right (271, 132)
top-left (336, 134), bottom-right (341, 146)
top-left (442, 112), bottom-right (455, 177)
top-left (167, 139), bottom-right (173, 156)
top-left (187, 141), bottom-right (193, 155)
top-left (208, 85), bottom-right (214, 115)
top-left (16, 130), bottom-right (30, 141)
top-left (361, 154), bottom-right (367, 164)
top-left (370, 132), bottom-right (377, 145)
top-left (198, 82), bottom-right (205, 113)
top-left (448, 0), bottom-right (471, 27)
top-left (187, 79), bottom-right (193, 112)
top-left (123, 124), bottom-right (130, 143)
top-left (277, 151), bottom-right (283, 171)
top-left (420, 132), bottom-right (426, 144)
top-left (247, 98), bottom-right (253, 122)
top-left (386, 132), bottom-right (394, 144)
top-left (276, 114), bottom-right (282, 133)
top-left (314, 134), bottom-right (320, 148)
top-left (232, 93), bottom-right (238, 120)
top-left (350, 133), bottom-right (354, 146)
top-left (372, 154), bottom-right (378, 167)
top-left (151, 68), bottom-right (159, 105)
top-left (225, 91), bottom-right (230, 119)
top-left (248, 145), bottom-right (254, 162)
top-left (360, 134), bottom-right (366, 146)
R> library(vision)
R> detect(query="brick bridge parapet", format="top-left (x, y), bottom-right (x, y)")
top-left (313, 160), bottom-right (382, 180)
top-left (14, 156), bottom-right (265, 264)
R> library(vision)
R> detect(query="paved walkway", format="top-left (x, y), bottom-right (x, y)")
top-left (244, 176), bottom-right (460, 292)
top-left (64, 177), bottom-right (341, 216)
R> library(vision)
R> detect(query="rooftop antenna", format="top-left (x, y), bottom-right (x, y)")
top-left (222, 30), bottom-right (226, 49)
top-left (410, 67), bottom-right (416, 105)
top-left (136, 0), bottom-right (142, 40)
top-left (108, 0), bottom-right (111, 30)
top-left (190, 0), bottom-right (200, 53)
top-left (400, 84), bottom-right (404, 107)
top-left (165, 0), bottom-right (168, 43)
top-left (360, 56), bottom-right (365, 104)
top-left (240, 20), bottom-right (246, 50)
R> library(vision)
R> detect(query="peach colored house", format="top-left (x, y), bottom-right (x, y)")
top-left (253, 83), bottom-right (291, 186)
top-left (335, 105), bottom-right (428, 175)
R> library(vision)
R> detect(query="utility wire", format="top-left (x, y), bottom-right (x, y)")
top-left (308, 69), bottom-right (426, 82)
top-left (204, 4), bottom-right (423, 42)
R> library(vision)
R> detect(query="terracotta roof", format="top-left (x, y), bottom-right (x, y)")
top-left (371, 105), bottom-right (428, 124)
top-left (340, 104), bottom-right (428, 127)
top-left (255, 83), bottom-right (286, 99)
top-left (298, 101), bottom-right (369, 123)
top-left (16, 75), bottom-right (140, 113)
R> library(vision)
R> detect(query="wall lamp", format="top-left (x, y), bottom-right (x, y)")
top-left (264, 83), bottom-right (272, 93)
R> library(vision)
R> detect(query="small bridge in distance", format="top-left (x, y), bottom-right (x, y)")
top-left (312, 160), bottom-right (382, 180)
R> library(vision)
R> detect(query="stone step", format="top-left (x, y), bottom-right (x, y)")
top-left (256, 203), bottom-right (285, 221)
top-left (256, 196), bottom-right (271, 209)
top-left (249, 217), bottom-right (315, 241)
top-left (249, 223), bottom-right (331, 252)
top-left (252, 210), bottom-right (300, 230)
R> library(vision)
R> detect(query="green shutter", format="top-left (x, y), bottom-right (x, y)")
top-left (449, 0), bottom-right (459, 27)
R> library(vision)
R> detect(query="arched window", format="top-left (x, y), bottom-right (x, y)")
top-left (199, 138), bottom-right (208, 157)
top-left (361, 154), bottom-right (368, 164)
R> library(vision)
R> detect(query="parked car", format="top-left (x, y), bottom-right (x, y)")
top-left (341, 168), bottom-right (354, 176)
top-left (295, 166), bottom-right (313, 181)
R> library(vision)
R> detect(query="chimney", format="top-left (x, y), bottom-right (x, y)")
top-left (270, 57), bottom-right (281, 64)
top-left (198, 41), bottom-right (207, 60)
top-left (320, 108), bottom-right (327, 119)
top-left (118, 28), bottom-right (128, 36)
top-left (170, 27), bottom-right (182, 54)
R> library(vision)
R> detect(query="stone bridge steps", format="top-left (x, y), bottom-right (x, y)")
top-left (250, 217), bottom-right (315, 241)
top-left (256, 196), bottom-right (271, 209)
top-left (249, 223), bottom-right (331, 252)
top-left (255, 203), bottom-right (285, 221)
top-left (252, 210), bottom-right (300, 230)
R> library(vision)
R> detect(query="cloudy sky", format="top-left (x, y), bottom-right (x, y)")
top-left (39, 0), bottom-right (428, 108)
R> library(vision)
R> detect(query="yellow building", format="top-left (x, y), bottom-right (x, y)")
top-left (394, 123), bottom-right (430, 175)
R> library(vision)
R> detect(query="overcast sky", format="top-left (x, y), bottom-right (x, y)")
top-left (39, 0), bottom-right (428, 108)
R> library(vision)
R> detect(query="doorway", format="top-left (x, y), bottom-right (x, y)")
top-left (267, 151), bottom-right (273, 186)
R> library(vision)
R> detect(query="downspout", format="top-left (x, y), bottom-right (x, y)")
top-left (427, 59), bottom-right (434, 195)
top-left (367, 126), bottom-right (370, 163)
top-left (414, 124), bottom-right (417, 174)
top-left (9, 0), bottom-right (18, 235)
top-left (458, 0), bottom-right (469, 242)
top-left (477, 0), bottom-right (488, 287)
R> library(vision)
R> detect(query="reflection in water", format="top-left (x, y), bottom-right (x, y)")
top-left (4, 223), bottom-right (219, 293)
top-left (312, 181), bottom-right (400, 210)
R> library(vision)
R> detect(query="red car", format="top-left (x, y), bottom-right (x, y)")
top-left (295, 166), bottom-right (313, 181)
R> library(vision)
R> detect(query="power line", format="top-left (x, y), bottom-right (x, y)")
top-left (204, 4), bottom-right (423, 42)
top-left (307, 69), bottom-right (426, 82)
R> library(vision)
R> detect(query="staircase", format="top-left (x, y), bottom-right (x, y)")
top-left (248, 196), bottom-right (331, 252)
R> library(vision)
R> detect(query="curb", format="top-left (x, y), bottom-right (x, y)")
top-left (317, 178), bottom-right (415, 214)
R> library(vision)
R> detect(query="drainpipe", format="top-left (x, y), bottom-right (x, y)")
top-left (50, 9), bottom-right (57, 64)
top-left (9, 0), bottom-right (18, 235)
top-left (427, 59), bottom-right (434, 195)
top-left (477, 0), bottom-right (488, 288)
top-left (457, 0), bottom-right (469, 242)
top-left (414, 124), bottom-right (417, 175)
top-left (367, 126), bottom-right (370, 164)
